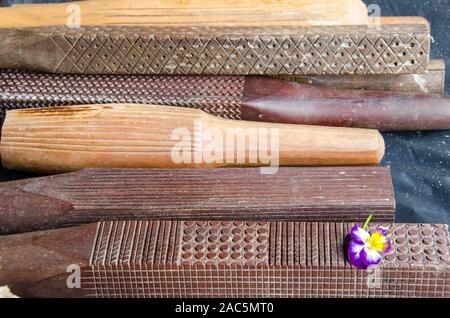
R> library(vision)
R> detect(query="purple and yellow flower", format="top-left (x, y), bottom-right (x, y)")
top-left (347, 215), bottom-right (391, 270)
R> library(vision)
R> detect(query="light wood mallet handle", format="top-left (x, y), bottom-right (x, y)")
top-left (0, 104), bottom-right (385, 174)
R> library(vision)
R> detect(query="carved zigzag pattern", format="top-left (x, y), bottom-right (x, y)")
top-left (51, 32), bottom-right (429, 76)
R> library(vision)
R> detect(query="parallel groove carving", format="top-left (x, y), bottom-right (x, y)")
top-left (0, 167), bottom-right (395, 235)
top-left (91, 221), bottom-right (183, 266)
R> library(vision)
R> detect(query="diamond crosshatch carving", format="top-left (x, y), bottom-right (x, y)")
top-left (37, 26), bottom-right (430, 75)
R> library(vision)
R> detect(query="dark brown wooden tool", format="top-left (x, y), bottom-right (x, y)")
top-left (0, 220), bottom-right (448, 298)
top-left (0, 167), bottom-right (395, 235)
top-left (240, 77), bottom-right (450, 131)
top-left (276, 59), bottom-right (446, 95)
top-left (0, 0), bottom-right (431, 76)
top-left (1, 71), bottom-right (449, 131)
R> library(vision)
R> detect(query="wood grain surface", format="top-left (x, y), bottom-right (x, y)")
top-left (0, 0), bottom-right (369, 27)
top-left (275, 59), bottom-right (446, 95)
top-left (0, 104), bottom-right (385, 173)
top-left (0, 167), bottom-right (395, 234)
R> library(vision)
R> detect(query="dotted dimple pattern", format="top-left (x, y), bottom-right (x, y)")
top-left (180, 221), bottom-right (270, 266)
top-left (383, 224), bottom-right (450, 265)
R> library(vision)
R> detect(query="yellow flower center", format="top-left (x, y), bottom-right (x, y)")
top-left (366, 232), bottom-right (386, 252)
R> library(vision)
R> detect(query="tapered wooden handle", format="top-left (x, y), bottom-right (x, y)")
top-left (241, 76), bottom-right (450, 131)
top-left (0, 104), bottom-right (384, 173)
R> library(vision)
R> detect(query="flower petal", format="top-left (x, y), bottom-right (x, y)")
top-left (374, 227), bottom-right (388, 236)
top-left (361, 247), bottom-right (382, 268)
top-left (382, 240), bottom-right (392, 254)
top-left (347, 240), bottom-right (365, 269)
top-left (348, 240), bottom-right (365, 254)
top-left (350, 225), bottom-right (370, 244)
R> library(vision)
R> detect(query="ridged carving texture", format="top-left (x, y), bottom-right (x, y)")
top-left (18, 167), bottom-right (395, 224)
top-left (90, 221), bottom-right (450, 267)
top-left (0, 70), bottom-right (244, 120)
top-left (86, 221), bottom-right (450, 298)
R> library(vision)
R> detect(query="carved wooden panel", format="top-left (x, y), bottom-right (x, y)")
top-left (81, 221), bottom-right (450, 298)
top-left (0, 23), bottom-right (430, 75)
top-left (3, 220), bottom-right (448, 297)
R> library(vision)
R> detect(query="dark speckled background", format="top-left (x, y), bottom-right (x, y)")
top-left (363, 0), bottom-right (450, 225)
top-left (0, 0), bottom-right (449, 225)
